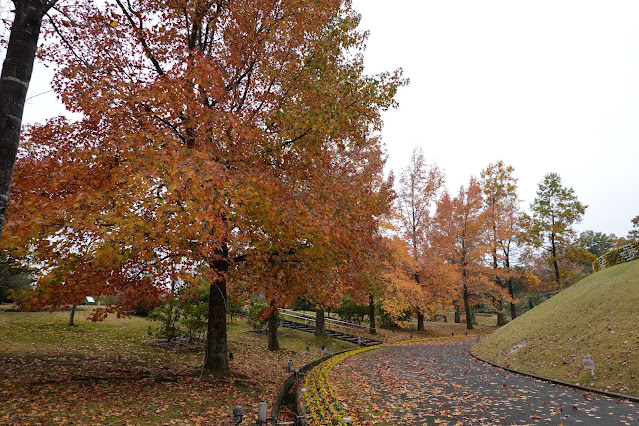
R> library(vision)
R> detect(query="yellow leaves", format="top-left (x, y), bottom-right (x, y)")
top-left (110, 20), bottom-right (118, 28)
top-left (303, 347), bottom-right (378, 425)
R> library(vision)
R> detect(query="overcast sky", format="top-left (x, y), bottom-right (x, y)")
top-left (10, 0), bottom-right (639, 238)
top-left (352, 0), bottom-right (639, 238)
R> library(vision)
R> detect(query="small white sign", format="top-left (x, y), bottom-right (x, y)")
top-left (582, 354), bottom-right (595, 375)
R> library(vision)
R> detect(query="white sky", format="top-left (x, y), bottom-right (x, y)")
top-left (352, 0), bottom-right (639, 238)
top-left (10, 0), bottom-right (639, 238)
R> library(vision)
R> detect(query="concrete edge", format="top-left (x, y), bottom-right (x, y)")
top-left (271, 350), bottom-right (349, 421)
top-left (468, 350), bottom-right (639, 404)
top-left (291, 347), bottom-right (381, 425)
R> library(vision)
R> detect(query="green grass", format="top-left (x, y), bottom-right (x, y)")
top-left (473, 259), bottom-right (639, 396)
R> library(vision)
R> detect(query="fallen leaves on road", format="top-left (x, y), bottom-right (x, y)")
top-left (330, 338), bottom-right (639, 425)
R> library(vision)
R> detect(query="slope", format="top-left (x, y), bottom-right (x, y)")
top-left (473, 259), bottom-right (639, 396)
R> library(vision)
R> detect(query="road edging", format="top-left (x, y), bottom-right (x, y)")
top-left (468, 350), bottom-right (639, 404)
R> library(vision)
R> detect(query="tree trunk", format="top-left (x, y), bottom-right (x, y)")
top-left (417, 310), bottom-right (424, 331)
top-left (204, 245), bottom-right (230, 372)
top-left (368, 292), bottom-right (376, 335)
top-left (492, 249), bottom-right (506, 326)
top-left (69, 304), bottom-right (77, 326)
top-left (496, 300), bottom-right (506, 326)
top-left (166, 280), bottom-right (176, 341)
top-left (267, 301), bottom-right (279, 351)
top-left (314, 308), bottom-right (326, 336)
top-left (454, 303), bottom-right (461, 323)
top-left (463, 283), bottom-right (473, 330)
top-left (413, 271), bottom-right (424, 331)
top-left (551, 231), bottom-right (561, 286)
top-left (508, 277), bottom-right (517, 320)
top-left (0, 0), bottom-right (56, 241)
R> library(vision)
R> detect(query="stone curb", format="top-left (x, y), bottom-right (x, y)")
top-left (271, 350), bottom-right (349, 422)
top-left (468, 350), bottom-right (639, 404)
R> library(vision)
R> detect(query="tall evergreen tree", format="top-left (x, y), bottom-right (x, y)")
top-left (523, 173), bottom-right (587, 286)
top-left (628, 215), bottom-right (639, 241)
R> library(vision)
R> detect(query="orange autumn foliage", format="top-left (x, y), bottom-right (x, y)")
top-left (3, 0), bottom-right (404, 371)
top-left (380, 235), bottom-right (457, 325)
top-left (432, 177), bottom-right (509, 329)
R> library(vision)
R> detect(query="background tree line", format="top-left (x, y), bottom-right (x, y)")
top-left (387, 147), bottom-right (638, 330)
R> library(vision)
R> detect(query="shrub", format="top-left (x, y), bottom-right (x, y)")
top-left (334, 297), bottom-right (367, 324)
top-left (147, 281), bottom-right (210, 341)
top-left (246, 299), bottom-right (269, 331)
top-left (148, 298), bottom-right (181, 341)
top-left (593, 241), bottom-right (639, 271)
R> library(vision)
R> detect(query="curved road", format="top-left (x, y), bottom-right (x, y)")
top-left (331, 338), bottom-right (638, 425)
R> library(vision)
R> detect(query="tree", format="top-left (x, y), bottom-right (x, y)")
top-left (0, 253), bottom-right (31, 302)
top-left (480, 161), bottom-right (520, 323)
top-left (523, 173), bottom-right (587, 286)
top-left (379, 236), bottom-right (422, 326)
top-left (432, 178), bottom-right (504, 330)
top-left (379, 235), bottom-right (456, 327)
top-left (231, 138), bottom-right (395, 348)
top-left (0, 0), bottom-right (58, 242)
top-left (611, 234), bottom-right (632, 247)
top-left (578, 230), bottom-right (615, 258)
top-left (3, 0), bottom-right (403, 372)
top-left (396, 148), bottom-right (444, 330)
top-left (628, 215), bottom-right (639, 241)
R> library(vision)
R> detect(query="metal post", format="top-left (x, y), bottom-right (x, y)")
top-left (257, 402), bottom-right (268, 424)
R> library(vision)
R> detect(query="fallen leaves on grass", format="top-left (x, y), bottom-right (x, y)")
top-left (0, 312), bottom-right (336, 425)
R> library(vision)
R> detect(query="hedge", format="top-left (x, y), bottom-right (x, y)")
top-left (593, 241), bottom-right (639, 271)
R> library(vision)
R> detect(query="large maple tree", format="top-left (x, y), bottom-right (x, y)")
top-left (0, 0), bottom-right (58, 241)
top-left (3, 0), bottom-right (403, 372)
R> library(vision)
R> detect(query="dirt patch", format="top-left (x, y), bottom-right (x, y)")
top-left (506, 340), bottom-right (528, 356)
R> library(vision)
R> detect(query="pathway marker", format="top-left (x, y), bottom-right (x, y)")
top-left (582, 354), bottom-right (595, 376)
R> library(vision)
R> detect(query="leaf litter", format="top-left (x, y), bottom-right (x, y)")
top-left (330, 337), bottom-right (638, 425)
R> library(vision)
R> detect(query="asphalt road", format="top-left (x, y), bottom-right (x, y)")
top-left (334, 338), bottom-right (639, 425)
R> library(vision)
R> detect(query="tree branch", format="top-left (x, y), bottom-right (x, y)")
top-left (113, 0), bottom-right (164, 77)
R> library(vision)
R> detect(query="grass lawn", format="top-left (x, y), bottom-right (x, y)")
top-left (472, 259), bottom-right (639, 397)
top-left (0, 305), bottom-right (495, 424)
top-left (0, 306), bottom-right (356, 425)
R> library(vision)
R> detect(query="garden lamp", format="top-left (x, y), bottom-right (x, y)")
top-left (233, 406), bottom-right (243, 424)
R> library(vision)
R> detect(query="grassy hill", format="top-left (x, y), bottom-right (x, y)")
top-left (473, 259), bottom-right (639, 397)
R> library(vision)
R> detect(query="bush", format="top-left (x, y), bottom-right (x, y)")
top-left (0, 255), bottom-right (32, 303)
top-left (335, 297), bottom-right (367, 324)
top-left (148, 298), bottom-right (182, 341)
top-left (376, 303), bottom-right (411, 328)
top-left (289, 297), bottom-right (314, 312)
top-left (147, 282), bottom-right (210, 341)
top-left (129, 299), bottom-right (158, 317)
top-left (246, 299), bottom-right (269, 331)
top-left (593, 241), bottom-right (639, 271)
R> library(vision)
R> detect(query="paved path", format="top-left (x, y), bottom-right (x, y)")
top-left (331, 338), bottom-right (639, 425)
